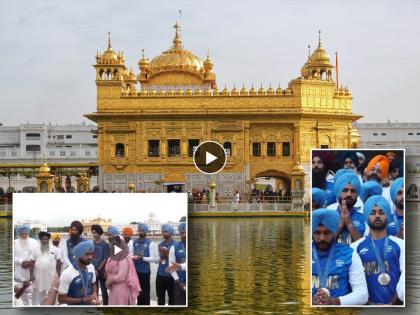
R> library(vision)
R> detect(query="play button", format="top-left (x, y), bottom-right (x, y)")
top-left (114, 244), bottom-right (122, 255)
top-left (193, 141), bottom-right (227, 174)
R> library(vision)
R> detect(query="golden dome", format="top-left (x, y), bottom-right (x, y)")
top-left (186, 88), bottom-right (193, 96)
top-left (308, 31), bottom-right (332, 66)
top-left (231, 85), bottom-right (239, 96)
top-left (221, 85), bottom-right (229, 96)
top-left (167, 88), bottom-right (175, 96)
top-left (258, 85), bottom-right (266, 95)
top-left (195, 88), bottom-right (203, 96)
top-left (148, 23), bottom-right (204, 80)
top-left (203, 50), bottom-right (214, 72)
top-left (267, 85), bottom-right (275, 96)
top-left (276, 86), bottom-right (283, 95)
top-left (39, 162), bottom-right (50, 174)
top-left (177, 88), bottom-right (184, 96)
top-left (138, 49), bottom-right (150, 69)
top-left (249, 85), bottom-right (257, 96)
top-left (240, 85), bottom-right (248, 95)
top-left (97, 32), bottom-right (124, 65)
top-left (213, 87), bottom-right (220, 96)
top-left (149, 88), bottom-right (157, 96)
top-left (204, 88), bottom-right (211, 96)
top-left (158, 89), bottom-right (166, 96)
top-left (140, 88), bottom-right (148, 96)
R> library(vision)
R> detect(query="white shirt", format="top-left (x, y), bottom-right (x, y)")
top-left (58, 263), bottom-right (96, 295)
top-left (14, 237), bottom-right (39, 282)
top-left (33, 245), bottom-right (62, 292)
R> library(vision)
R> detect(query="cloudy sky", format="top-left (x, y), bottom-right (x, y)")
top-left (0, 0), bottom-right (419, 124)
top-left (13, 193), bottom-right (187, 227)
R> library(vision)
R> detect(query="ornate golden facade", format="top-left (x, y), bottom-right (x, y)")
top-left (85, 25), bottom-right (361, 195)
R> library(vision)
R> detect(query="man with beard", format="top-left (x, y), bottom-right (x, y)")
top-left (341, 152), bottom-right (362, 184)
top-left (62, 221), bottom-right (85, 268)
top-left (312, 151), bottom-right (335, 206)
top-left (334, 173), bottom-right (365, 245)
top-left (32, 231), bottom-right (62, 305)
top-left (91, 224), bottom-right (110, 305)
top-left (169, 222), bottom-right (187, 305)
top-left (58, 241), bottom-right (99, 305)
top-left (351, 195), bottom-right (404, 304)
top-left (122, 226), bottom-right (134, 255)
top-left (390, 178), bottom-right (404, 239)
top-left (364, 155), bottom-right (392, 207)
top-left (132, 223), bottom-right (156, 305)
top-left (156, 224), bottom-right (175, 305)
top-left (14, 225), bottom-right (38, 305)
top-left (107, 226), bottom-right (120, 243)
top-left (312, 209), bottom-right (368, 305)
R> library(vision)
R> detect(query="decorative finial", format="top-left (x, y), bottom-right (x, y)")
top-left (172, 21), bottom-right (182, 49)
top-left (207, 49), bottom-right (211, 59)
top-left (142, 48), bottom-right (145, 58)
top-left (307, 44), bottom-right (311, 59)
top-left (318, 30), bottom-right (322, 47)
top-left (107, 31), bottom-right (112, 49)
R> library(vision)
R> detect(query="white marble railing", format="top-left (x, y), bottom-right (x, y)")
top-left (188, 202), bottom-right (292, 212)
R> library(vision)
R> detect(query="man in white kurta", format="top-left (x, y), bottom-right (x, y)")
top-left (32, 231), bottom-right (62, 305)
top-left (14, 225), bottom-right (38, 305)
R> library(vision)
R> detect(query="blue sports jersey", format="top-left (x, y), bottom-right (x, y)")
top-left (351, 235), bottom-right (403, 304)
top-left (59, 264), bottom-right (96, 304)
top-left (66, 237), bottom-right (85, 267)
top-left (157, 239), bottom-right (175, 277)
top-left (312, 242), bottom-right (354, 298)
top-left (92, 240), bottom-right (110, 270)
top-left (133, 238), bottom-right (152, 274)
top-left (174, 240), bottom-right (186, 283)
top-left (336, 207), bottom-right (365, 245)
top-left (325, 180), bottom-right (335, 206)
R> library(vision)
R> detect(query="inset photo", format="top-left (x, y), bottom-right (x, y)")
top-left (311, 149), bottom-right (404, 306)
top-left (12, 193), bottom-right (187, 307)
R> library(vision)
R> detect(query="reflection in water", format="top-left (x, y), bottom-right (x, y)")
top-left (0, 205), bottom-right (419, 314)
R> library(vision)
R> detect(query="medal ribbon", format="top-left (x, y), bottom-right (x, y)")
top-left (369, 235), bottom-right (389, 274)
top-left (312, 242), bottom-right (336, 288)
top-left (76, 266), bottom-right (88, 299)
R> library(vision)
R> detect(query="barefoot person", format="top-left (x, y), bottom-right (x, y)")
top-left (351, 195), bottom-right (404, 304)
top-left (58, 241), bottom-right (99, 305)
top-left (312, 209), bottom-right (368, 305)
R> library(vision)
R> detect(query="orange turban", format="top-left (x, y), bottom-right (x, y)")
top-left (51, 232), bottom-right (61, 241)
top-left (365, 155), bottom-right (389, 180)
top-left (122, 226), bottom-right (133, 237)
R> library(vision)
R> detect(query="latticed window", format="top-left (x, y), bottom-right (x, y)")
top-left (223, 142), bottom-right (232, 156)
top-left (252, 143), bottom-right (261, 156)
top-left (267, 142), bottom-right (276, 156)
top-left (116, 143), bottom-right (125, 157)
top-left (148, 140), bottom-right (160, 157)
top-left (282, 142), bottom-right (290, 156)
top-left (168, 139), bottom-right (180, 157)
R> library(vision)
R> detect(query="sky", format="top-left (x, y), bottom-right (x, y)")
top-left (0, 0), bottom-right (419, 124)
top-left (13, 193), bottom-right (187, 227)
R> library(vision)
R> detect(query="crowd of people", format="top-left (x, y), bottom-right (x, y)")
top-left (14, 220), bottom-right (187, 306)
top-left (311, 150), bottom-right (404, 305)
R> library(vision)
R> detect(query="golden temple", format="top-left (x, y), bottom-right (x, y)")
top-left (85, 24), bottom-right (361, 197)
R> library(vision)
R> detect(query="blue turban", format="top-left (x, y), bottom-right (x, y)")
top-left (72, 240), bottom-right (94, 259)
top-left (161, 224), bottom-right (174, 236)
top-left (360, 180), bottom-right (383, 202)
top-left (107, 226), bottom-right (119, 236)
top-left (390, 177), bottom-right (404, 204)
top-left (137, 223), bottom-right (149, 234)
top-left (178, 222), bottom-right (186, 233)
top-left (312, 188), bottom-right (326, 208)
top-left (363, 195), bottom-right (391, 223)
top-left (334, 168), bottom-right (354, 182)
top-left (312, 209), bottom-right (340, 234)
top-left (16, 225), bottom-right (30, 236)
top-left (333, 172), bottom-right (361, 199)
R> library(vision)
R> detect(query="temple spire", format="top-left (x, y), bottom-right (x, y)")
top-left (107, 31), bottom-right (112, 50)
top-left (318, 30), bottom-right (322, 48)
top-left (172, 21), bottom-right (182, 49)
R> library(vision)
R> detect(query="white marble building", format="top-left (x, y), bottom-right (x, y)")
top-left (354, 122), bottom-right (420, 201)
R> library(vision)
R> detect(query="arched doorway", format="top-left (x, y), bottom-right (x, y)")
top-left (252, 170), bottom-right (292, 202)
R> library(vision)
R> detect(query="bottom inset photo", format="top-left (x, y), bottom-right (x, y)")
top-left (311, 149), bottom-right (405, 307)
top-left (12, 193), bottom-right (187, 307)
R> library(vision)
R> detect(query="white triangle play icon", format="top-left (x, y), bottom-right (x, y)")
top-left (206, 151), bottom-right (218, 165)
top-left (114, 245), bottom-right (122, 255)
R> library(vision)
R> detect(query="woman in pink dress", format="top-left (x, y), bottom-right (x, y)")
top-left (105, 235), bottom-right (141, 305)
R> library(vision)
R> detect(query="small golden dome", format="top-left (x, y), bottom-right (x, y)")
top-left (221, 85), bottom-right (229, 96)
top-left (138, 49), bottom-right (150, 70)
top-left (249, 85), bottom-right (257, 96)
top-left (203, 50), bottom-right (213, 72)
top-left (258, 85), bottom-right (266, 95)
top-left (285, 87), bottom-right (293, 95)
top-left (149, 88), bottom-right (157, 96)
top-left (39, 162), bottom-right (50, 174)
top-left (276, 86), bottom-right (283, 95)
top-left (308, 31), bottom-right (331, 66)
top-left (158, 89), bottom-right (166, 96)
top-left (97, 32), bottom-right (125, 65)
top-left (195, 88), bottom-right (203, 96)
top-left (167, 88), bottom-right (175, 96)
top-left (186, 88), bottom-right (193, 96)
top-left (209, 180), bottom-right (216, 189)
top-left (177, 88), bottom-right (184, 96)
top-left (204, 88), bottom-right (211, 96)
top-left (231, 85), bottom-right (239, 96)
top-left (140, 88), bottom-right (148, 96)
top-left (213, 87), bottom-right (220, 96)
top-left (240, 85), bottom-right (248, 96)
top-left (267, 85), bottom-right (275, 96)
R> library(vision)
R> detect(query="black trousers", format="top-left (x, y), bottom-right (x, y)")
top-left (137, 272), bottom-right (150, 305)
top-left (96, 273), bottom-right (108, 305)
top-left (174, 282), bottom-right (186, 305)
top-left (156, 275), bottom-right (174, 305)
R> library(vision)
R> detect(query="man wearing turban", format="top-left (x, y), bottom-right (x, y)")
top-left (365, 155), bottom-right (393, 207)
top-left (58, 241), bottom-right (99, 305)
top-left (312, 209), bottom-right (368, 305)
top-left (91, 224), bottom-right (110, 305)
top-left (62, 221), bottom-right (85, 269)
top-left (333, 173), bottom-right (365, 245)
top-left (156, 224), bottom-right (175, 305)
top-left (312, 188), bottom-right (326, 211)
top-left (132, 223), bottom-right (156, 305)
top-left (32, 231), bottom-right (62, 305)
top-left (169, 222), bottom-right (187, 305)
top-left (351, 195), bottom-right (404, 305)
top-left (312, 151), bottom-right (335, 205)
top-left (389, 178), bottom-right (404, 239)
top-left (14, 225), bottom-right (38, 305)
top-left (122, 227), bottom-right (134, 255)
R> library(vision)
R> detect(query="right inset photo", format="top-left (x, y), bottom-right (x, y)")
top-left (311, 149), bottom-right (405, 307)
